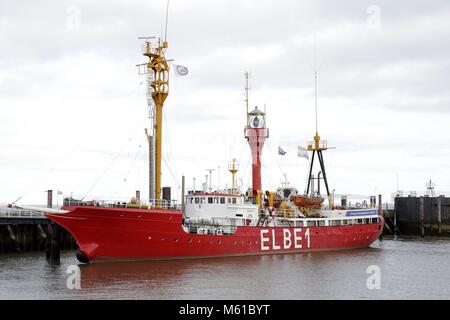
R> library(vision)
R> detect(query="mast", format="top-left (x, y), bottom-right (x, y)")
top-left (306, 72), bottom-right (333, 208)
top-left (228, 159), bottom-right (239, 195)
top-left (142, 39), bottom-right (170, 206)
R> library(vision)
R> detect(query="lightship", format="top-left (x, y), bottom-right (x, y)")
top-left (45, 38), bottom-right (384, 263)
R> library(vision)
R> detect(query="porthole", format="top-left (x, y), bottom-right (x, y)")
top-left (188, 239), bottom-right (192, 243)
top-left (174, 238), bottom-right (179, 242)
top-left (161, 236), bottom-right (165, 241)
top-left (232, 240), bottom-right (237, 245)
top-left (217, 240), bottom-right (222, 244)
top-left (169, 216), bottom-right (173, 220)
top-left (147, 236), bottom-right (152, 240)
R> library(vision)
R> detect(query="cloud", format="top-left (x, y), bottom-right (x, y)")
top-left (1, 0), bottom-right (450, 204)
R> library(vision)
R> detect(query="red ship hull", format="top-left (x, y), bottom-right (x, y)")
top-left (46, 206), bottom-right (384, 263)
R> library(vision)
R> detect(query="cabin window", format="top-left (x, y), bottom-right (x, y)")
top-left (307, 220), bottom-right (316, 227)
top-left (357, 219), bottom-right (363, 224)
top-left (227, 198), bottom-right (231, 204)
top-left (220, 197), bottom-right (225, 204)
top-left (318, 220), bottom-right (326, 227)
top-left (342, 220), bottom-right (349, 225)
top-left (195, 197), bottom-right (199, 204)
top-left (214, 197), bottom-right (219, 204)
top-left (331, 220), bottom-right (341, 226)
top-left (232, 198), bottom-right (237, 204)
top-left (363, 218), bottom-right (369, 224)
top-left (208, 197), bottom-right (213, 204)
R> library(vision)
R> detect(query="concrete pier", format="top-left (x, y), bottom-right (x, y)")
top-left (0, 207), bottom-right (76, 254)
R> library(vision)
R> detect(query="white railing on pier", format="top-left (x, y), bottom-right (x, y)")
top-left (0, 208), bottom-right (46, 219)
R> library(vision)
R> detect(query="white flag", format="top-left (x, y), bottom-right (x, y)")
top-left (298, 146), bottom-right (309, 159)
top-left (173, 64), bottom-right (188, 77)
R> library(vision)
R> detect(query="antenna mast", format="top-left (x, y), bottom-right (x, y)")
top-left (245, 71), bottom-right (250, 120)
top-left (314, 71), bottom-right (318, 135)
top-left (164, 0), bottom-right (170, 42)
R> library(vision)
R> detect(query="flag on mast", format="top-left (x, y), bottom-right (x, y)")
top-left (278, 147), bottom-right (287, 155)
top-left (173, 64), bottom-right (188, 77)
top-left (298, 146), bottom-right (309, 159)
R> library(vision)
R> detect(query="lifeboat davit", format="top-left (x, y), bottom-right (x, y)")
top-left (291, 195), bottom-right (324, 208)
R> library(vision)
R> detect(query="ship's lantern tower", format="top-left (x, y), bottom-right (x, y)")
top-left (245, 106), bottom-right (269, 207)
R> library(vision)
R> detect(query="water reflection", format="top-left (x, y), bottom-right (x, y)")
top-left (1, 238), bottom-right (449, 299)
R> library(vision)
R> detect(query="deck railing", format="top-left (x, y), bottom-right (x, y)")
top-left (63, 197), bottom-right (180, 210)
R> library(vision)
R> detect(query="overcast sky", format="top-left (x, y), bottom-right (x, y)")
top-left (1, 0), bottom-right (450, 205)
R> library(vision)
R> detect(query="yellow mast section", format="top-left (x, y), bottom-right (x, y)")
top-left (143, 39), bottom-right (169, 205)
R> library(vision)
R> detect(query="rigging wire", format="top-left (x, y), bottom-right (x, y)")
top-left (12, 81), bottom-right (145, 205)
top-left (262, 162), bottom-right (275, 190)
top-left (122, 143), bottom-right (143, 184)
top-left (81, 117), bottom-right (147, 200)
top-left (265, 141), bottom-right (286, 178)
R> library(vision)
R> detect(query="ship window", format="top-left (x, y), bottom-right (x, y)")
top-left (232, 198), bottom-right (237, 204)
top-left (220, 197), bottom-right (225, 204)
top-left (331, 220), bottom-right (342, 226)
top-left (318, 220), bottom-right (326, 227)
top-left (363, 218), bottom-right (369, 224)
top-left (214, 197), bottom-right (219, 204)
top-left (343, 220), bottom-right (349, 225)
top-left (357, 219), bottom-right (363, 224)
top-left (202, 197), bottom-right (206, 204)
top-left (227, 198), bottom-right (231, 204)
top-left (208, 197), bottom-right (213, 204)
top-left (307, 220), bottom-right (316, 227)
top-left (195, 197), bottom-right (199, 204)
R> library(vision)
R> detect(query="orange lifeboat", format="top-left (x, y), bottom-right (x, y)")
top-left (291, 195), bottom-right (324, 208)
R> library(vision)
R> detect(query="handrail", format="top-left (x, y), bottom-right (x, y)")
top-left (63, 197), bottom-right (180, 210)
top-left (0, 208), bottom-right (46, 218)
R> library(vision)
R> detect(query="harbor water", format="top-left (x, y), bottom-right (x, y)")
top-left (0, 237), bottom-right (449, 300)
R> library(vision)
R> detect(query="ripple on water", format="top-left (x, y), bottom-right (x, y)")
top-left (0, 238), bottom-right (449, 299)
